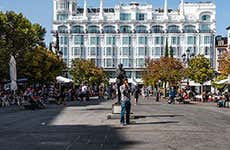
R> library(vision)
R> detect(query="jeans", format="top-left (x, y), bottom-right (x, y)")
top-left (120, 100), bottom-right (131, 124)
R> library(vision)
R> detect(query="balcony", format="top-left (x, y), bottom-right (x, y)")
top-left (58, 30), bottom-right (69, 34)
top-left (199, 29), bottom-right (213, 33)
top-left (183, 30), bottom-right (197, 33)
top-left (167, 30), bottom-right (181, 33)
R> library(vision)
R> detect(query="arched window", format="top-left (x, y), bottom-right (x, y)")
top-left (167, 25), bottom-right (180, 33)
top-left (151, 25), bottom-right (164, 33)
top-left (136, 25), bottom-right (147, 33)
top-left (183, 25), bottom-right (196, 33)
top-left (88, 25), bottom-right (100, 33)
top-left (200, 24), bottom-right (211, 33)
top-left (58, 25), bottom-right (68, 33)
top-left (71, 25), bottom-right (84, 33)
top-left (120, 25), bottom-right (132, 33)
top-left (201, 15), bottom-right (210, 21)
top-left (104, 26), bottom-right (116, 33)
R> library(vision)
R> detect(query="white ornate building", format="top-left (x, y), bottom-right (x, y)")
top-left (52, 0), bottom-right (216, 83)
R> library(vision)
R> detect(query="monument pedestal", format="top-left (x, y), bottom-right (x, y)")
top-left (106, 103), bottom-right (134, 120)
top-left (112, 104), bottom-right (121, 114)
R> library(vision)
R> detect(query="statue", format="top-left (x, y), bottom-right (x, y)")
top-left (115, 64), bottom-right (126, 104)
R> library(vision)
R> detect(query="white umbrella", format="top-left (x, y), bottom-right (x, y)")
top-left (216, 78), bottom-right (230, 85)
top-left (56, 76), bottom-right (73, 83)
top-left (9, 55), bottom-right (17, 91)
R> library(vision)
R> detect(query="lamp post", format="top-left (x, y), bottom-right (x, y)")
top-left (182, 49), bottom-right (195, 89)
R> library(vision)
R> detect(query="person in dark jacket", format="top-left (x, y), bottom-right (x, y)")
top-left (134, 86), bottom-right (140, 105)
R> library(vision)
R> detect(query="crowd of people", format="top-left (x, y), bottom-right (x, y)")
top-left (0, 83), bottom-right (117, 109)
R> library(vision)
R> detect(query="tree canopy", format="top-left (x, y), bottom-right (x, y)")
top-left (218, 51), bottom-right (230, 76)
top-left (0, 11), bottom-right (46, 80)
top-left (0, 11), bottom-right (46, 81)
top-left (186, 55), bottom-right (215, 85)
top-left (143, 57), bottom-right (184, 86)
top-left (21, 46), bottom-right (65, 84)
top-left (70, 59), bottom-right (108, 86)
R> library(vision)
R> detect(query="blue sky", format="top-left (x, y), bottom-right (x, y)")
top-left (0, 0), bottom-right (229, 46)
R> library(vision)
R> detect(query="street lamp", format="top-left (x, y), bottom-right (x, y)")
top-left (182, 48), bottom-right (195, 88)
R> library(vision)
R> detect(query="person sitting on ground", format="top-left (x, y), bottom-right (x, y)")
top-left (120, 79), bottom-right (131, 126)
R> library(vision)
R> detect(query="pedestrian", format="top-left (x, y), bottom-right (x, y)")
top-left (120, 79), bottom-right (131, 126)
top-left (133, 86), bottom-right (140, 105)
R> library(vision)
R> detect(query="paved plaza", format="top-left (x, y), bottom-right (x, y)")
top-left (1, 98), bottom-right (230, 150)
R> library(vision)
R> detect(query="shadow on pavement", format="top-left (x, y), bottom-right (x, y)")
top-left (82, 108), bottom-right (111, 111)
top-left (0, 99), bottom-right (144, 150)
top-left (0, 124), bottom-right (143, 150)
top-left (130, 121), bottom-right (180, 125)
top-left (134, 114), bottom-right (184, 119)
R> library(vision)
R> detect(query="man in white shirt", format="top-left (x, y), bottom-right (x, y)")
top-left (120, 79), bottom-right (131, 125)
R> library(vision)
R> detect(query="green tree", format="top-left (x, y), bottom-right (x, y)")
top-left (170, 46), bottom-right (174, 58)
top-left (211, 75), bottom-right (227, 92)
top-left (0, 11), bottom-right (46, 80)
top-left (165, 38), bottom-right (169, 57)
top-left (186, 55), bottom-right (215, 92)
top-left (70, 59), bottom-right (108, 86)
top-left (21, 46), bottom-right (65, 84)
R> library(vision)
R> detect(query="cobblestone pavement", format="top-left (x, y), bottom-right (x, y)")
top-left (1, 97), bottom-right (230, 150)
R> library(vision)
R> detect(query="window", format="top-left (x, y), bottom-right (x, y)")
top-left (152, 25), bottom-right (164, 33)
top-left (204, 47), bottom-right (209, 55)
top-left (187, 36), bottom-right (196, 45)
top-left (105, 59), bottom-right (113, 67)
top-left (88, 26), bottom-right (100, 33)
top-left (136, 13), bottom-right (146, 21)
top-left (136, 26), bottom-right (147, 33)
top-left (61, 47), bottom-right (68, 56)
top-left (204, 36), bottom-right (211, 44)
top-left (136, 72), bottom-right (142, 79)
top-left (104, 26), bottom-right (116, 33)
top-left (201, 15), bottom-right (211, 21)
top-left (126, 71), bottom-right (132, 78)
top-left (137, 47), bottom-right (146, 56)
top-left (72, 47), bottom-right (81, 56)
top-left (167, 25), bottom-right (180, 33)
top-left (120, 26), bottom-right (132, 33)
top-left (200, 24), bottom-right (210, 32)
top-left (107, 71), bottom-right (116, 78)
top-left (71, 26), bottom-right (84, 33)
top-left (155, 37), bottom-right (163, 45)
top-left (58, 25), bottom-right (68, 33)
top-left (122, 58), bottom-right (129, 67)
top-left (138, 37), bottom-right (147, 45)
top-left (177, 37), bottom-right (180, 45)
top-left (57, 14), bottom-right (68, 21)
top-left (105, 47), bottom-right (112, 56)
top-left (122, 47), bottom-right (130, 56)
top-left (171, 37), bottom-right (177, 45)
top-left (60, 36), bottom-right (68, 45)
top-left (184, 25), bottom-right (196, 33)
top-left (57, 2), bottom-right (66, 10)
top-left (120, 13), bottom-right (131, 21)
top-left (90, 37), bottom-right (99, 45)
top-left (74, 35), bottom-right (84, 45)
top-left (153, 47), bottom-right (161, 56)
top-left (89, 47), bottom-right (96, 56)
top-left (136, 58), bottom-right (145, 67)
top-left (122, 37), bottom-right (131, 45)
top-left (106, 37), bottom-right (115, 45)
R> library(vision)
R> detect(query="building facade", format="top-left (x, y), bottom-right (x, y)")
top-left (52, 0), bottom-right (216, 83)
top-left (227, 26), bottom-right (230, 50)
top-left (215, 35), bottom-right (228, 72)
